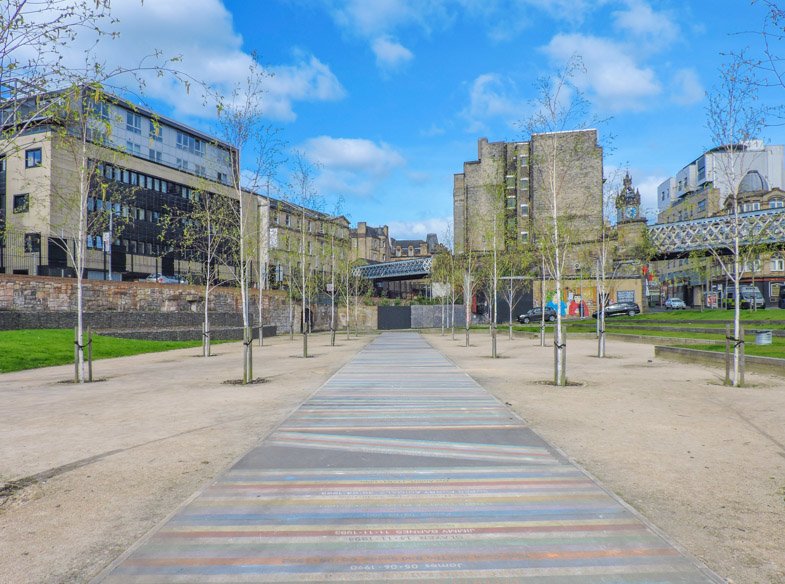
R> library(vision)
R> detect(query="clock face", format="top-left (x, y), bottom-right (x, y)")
top-left (625, 206), bottom-right (638, 219)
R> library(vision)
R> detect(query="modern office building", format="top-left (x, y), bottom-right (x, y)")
top-left (656, 141), bottom-right (785, 212)
top-left (0, 87), bottom-right (349, 287)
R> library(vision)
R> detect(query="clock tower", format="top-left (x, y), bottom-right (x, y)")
top-left (616, 171), bottom-right (642, 223)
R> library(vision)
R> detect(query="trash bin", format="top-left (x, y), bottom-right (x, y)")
top-left (752, 330), bottom-right (773, 345)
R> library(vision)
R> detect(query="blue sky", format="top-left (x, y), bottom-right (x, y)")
top-left (82, 0), bottom-right (785, 239)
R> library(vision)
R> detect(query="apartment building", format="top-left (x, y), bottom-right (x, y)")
top-left (350, 222), bottom-right (390, 263)
top-left (264, 198), bottom-right (350, 289)
top-left (453, 131), bottom-right (603, 256)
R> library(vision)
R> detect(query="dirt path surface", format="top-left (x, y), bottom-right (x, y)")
top-left (0, 333), bottom-right (373, 584)
top-left (425, 330), bottom-right (785, 584)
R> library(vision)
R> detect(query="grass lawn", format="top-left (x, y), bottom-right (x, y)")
top-left (634, 308), bottom-right (785, 322)
top-left (676, 341), bottom-right (785, 359)
top-left (500, 320), bottom-right (785, 359)
top-left (0, 329), bottom-right (208, 373)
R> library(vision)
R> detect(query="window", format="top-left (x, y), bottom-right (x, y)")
top-left (126, 141), bottom-right (141, 156)
top-left (217, 171), bottom-right (228, 184)
top-left (92, 100), bottom-right (110, 121)
top-left (176, 131), bottom-right (204, 156)
top-left (13, 194), bottom-right (29, 213)
top-left (148, 120), bottom-right (162, 142)
top-left (520, 203), bottom-right (529, 216)
top-left (148, 149), bottom-right (162, 163)
top-left (742, 201), bottom-right (761, 212)
top-left (506, 195), bottom-right (516, 209)
top-left (285, 214), bottom-right (291, 227)
top-left (769, 198), bottom-right (784, 209)
top-left (697, 199), bottom-right (707, 213)
top-left (25, 148), bottom-right (42, 168)
top-left (0, 156), bottom-right (6, 173)
top-left (24, 233), bottom-right (40, 253)
top-left (520, 231), bottom-right (529, 243)
top-left (194, 164), bottom-right (206, 177)
top-left (743, 258), bottom-right (762, 272)
top-left (505, 175), bottom-right (515, 189)
top-left (771, 255), bottom-right (785, 272)
top-left (126, 111), bottom-right (142, 134)
top-left (176, 158), bottom-right (188, 171)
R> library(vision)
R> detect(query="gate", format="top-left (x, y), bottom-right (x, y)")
top-left (377, 306), bottom-right (411, 330)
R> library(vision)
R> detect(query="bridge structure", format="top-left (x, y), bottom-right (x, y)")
top-left (352, 257), bottom-right (432, 281)
top-left (648, 208), bottom-right (785, 260)
top-left (352, 209), bottom-right (785, 280)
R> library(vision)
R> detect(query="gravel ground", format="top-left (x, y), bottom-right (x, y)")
top-left (2, 329), bottom-right (783, 584)
top-left (424, 329), bottom-right (785, 584)
top-left (0, 333), bottom-right (372, 584)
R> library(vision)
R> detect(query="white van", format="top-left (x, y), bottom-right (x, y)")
top-left (725, 285), bottom-right (765, 309)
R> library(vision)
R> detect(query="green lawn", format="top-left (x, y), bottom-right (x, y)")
top-left (0, 329), bottom-right (207, 373)
top-left (504, 319), bottom-right (785, 359)
top-left (633, 308), bottom-right (785, 322)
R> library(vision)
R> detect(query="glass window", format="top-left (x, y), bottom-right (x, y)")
top-left (92, 100), bottom-right (110, 121)
top-left (13, 194), bottom-right (29, 213)
top-left (771, 255), bottom-right (784, 272)
top-left (126, 111), bottom-right (142, 134)
top-left (24, 233), bottom-right (41, 253)
top-left (520, 203), bottom-right (529, 216)
top-left (129, 240), bottom-right (137, 253)
top-left (148, 120), bottom-right (162, 142)
top-left (148, 149), bottom-right (162, 163)
top-left (125, 141), bottom-right (141, 156)
top-left (520, 231), bottom-right (529, 243)
top-left (769, 198), bottom-right (784, 209)
top-left (176, 131), bottom-right (204, 156)
top-left (25, 148), bottom-right (42, 168)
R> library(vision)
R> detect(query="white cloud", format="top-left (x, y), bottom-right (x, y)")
top-left (48, 0), bottom-right (345, 121)
top-left (300, 136), bottom-right (406, 197)
top-left (388, 217), bottom-right (451, 240)
top-left (463, 73), bottom-right (527, 131)
top-left (264, 57), bottom-right (346, 121)
top-left (612, 0), bottom-right (679, 49)
top-left (372, 36), bottom-right (414, 72)
top-left (543, 34), bottom-right (661, 112)
top-left (671, 68), bottom-right (704, 106)
top-left (323, 0), bottom-right (449, 38)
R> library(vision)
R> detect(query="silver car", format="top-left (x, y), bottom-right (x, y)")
top-left (665, 297), bottom-right (687, 310)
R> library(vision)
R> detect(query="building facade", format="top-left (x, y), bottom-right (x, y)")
top-left (350, 222), bottom-right (390, 263)
top-left (653, 159), bottom-right (785, 307)
top-left (453, 132), bottom-right (603, 256)
top-left (0, 88), bottom-right (349, 288)
top-left (657, 141), bottom-right (785, 212)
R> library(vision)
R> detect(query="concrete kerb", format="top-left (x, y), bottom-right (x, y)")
top-left (655, 345), bottom-right (785, 378)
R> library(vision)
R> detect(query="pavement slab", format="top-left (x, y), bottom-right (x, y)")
top-left (95, 332), bottom-right (724, 583)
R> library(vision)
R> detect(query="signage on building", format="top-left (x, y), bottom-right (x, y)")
top-left (617, 290), bottom-right (635, 303)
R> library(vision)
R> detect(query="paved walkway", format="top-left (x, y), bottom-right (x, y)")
top-left (96, 332), bottom-right (723, 583)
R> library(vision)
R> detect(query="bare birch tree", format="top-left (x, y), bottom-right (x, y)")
top-left (214, 61), bottom-right (269, 384)
top-left (705, 57), bottom-right (767, 387)
top-left (524, 57), bottom-right (602, 386)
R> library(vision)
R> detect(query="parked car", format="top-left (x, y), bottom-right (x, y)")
top-left (144, 273), bottom-right (186, 284)
top-left (724, 285), bottom-right (765, 310)
top-left (592, 302), bottom-right (641, 318)
top-left (518, 306), bottom-right (557, 324)
top-left (664, 297), bottom-right (687, 310)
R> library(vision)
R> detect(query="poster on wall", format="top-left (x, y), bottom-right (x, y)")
top-left (617, 290), bottom-right (635, 303)
top-left (771, 282), bottom-right (783, 302)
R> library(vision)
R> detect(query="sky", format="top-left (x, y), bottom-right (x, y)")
top-left (59, 0), bottom-right (785, 240)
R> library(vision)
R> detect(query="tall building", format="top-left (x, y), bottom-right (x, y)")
top-left (453, 131), bottom-right (603, 255)
top-left (656, 141), bottom-right (785, 211)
